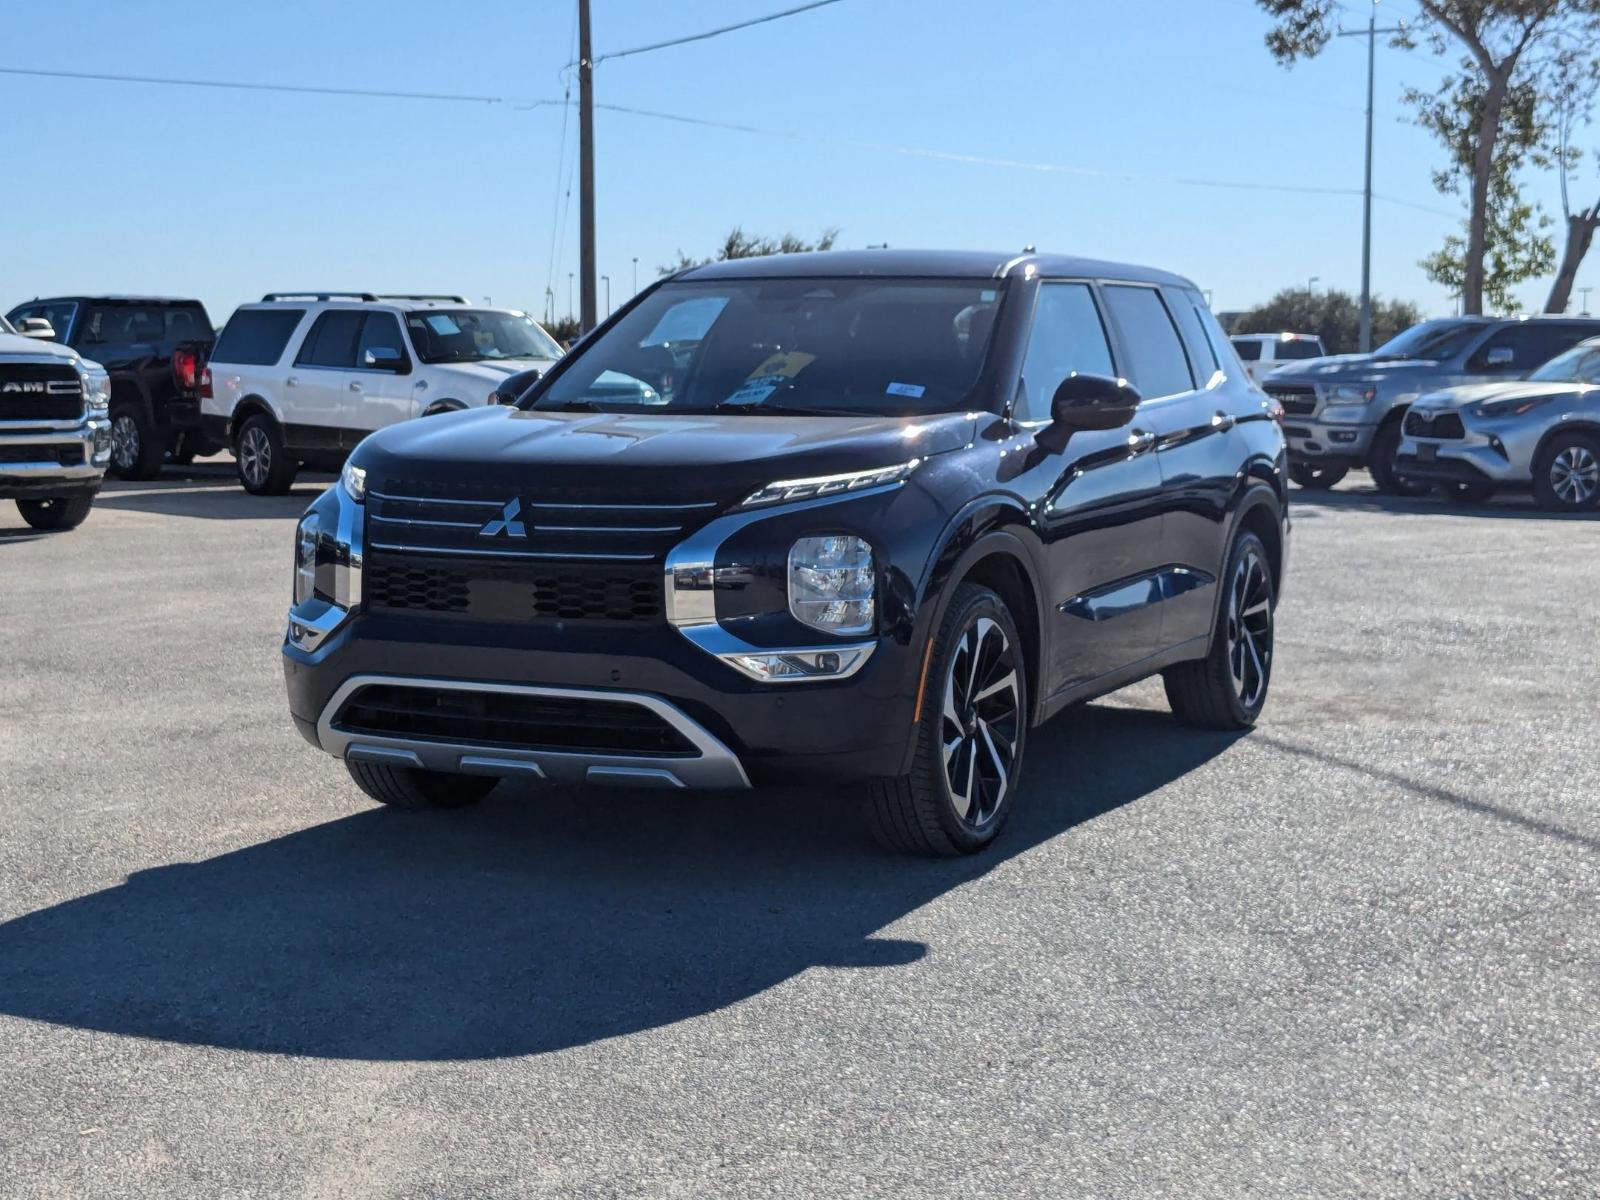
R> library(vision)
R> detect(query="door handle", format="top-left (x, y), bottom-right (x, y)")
top-left (348, 380), bottom-right (364, 392)
top-left (1212, 411), bottom-right (1236, 431)
top-left (1127, 428), bottom-right (1156, 454)
top-left (286, 376), bottom-right (300, 388)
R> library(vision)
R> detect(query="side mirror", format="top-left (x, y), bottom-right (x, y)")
top-left (364, 346), bottom-right (406, 372)
top-left (1037, 372), bottom-right (1141, 447)
top-left (17, 317), bottom-right (57, 340)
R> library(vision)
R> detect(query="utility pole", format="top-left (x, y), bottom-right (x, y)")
top-left (1338, 4), bottom-right (1404, 354)
top-left (577, 0), bottom-right (597, 332)
top-left (632, 257), bottom-right (638, 294)
top-left (602, 275), bottom-right (611, 317)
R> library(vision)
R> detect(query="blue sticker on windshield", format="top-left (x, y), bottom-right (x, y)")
top-left (886, 382), bottom-right (926, 398)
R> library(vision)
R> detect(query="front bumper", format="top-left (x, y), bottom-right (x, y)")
top-left (0, 416), bottom-right (111, 498)
top-left (1282, 420), bottom-right (1375, 465)
top-left (1397, 425), bottom-right (1532, 486)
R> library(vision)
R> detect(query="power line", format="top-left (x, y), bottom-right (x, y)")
top-left (0, 64), bottom-right (557, 107)
top-left (593, 0), bottom-right (845, 65)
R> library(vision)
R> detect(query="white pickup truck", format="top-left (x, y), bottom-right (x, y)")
top-left (1229, 332), bottom-right (1327, 384)
top-left (0, 314), bottom-right (112, 530)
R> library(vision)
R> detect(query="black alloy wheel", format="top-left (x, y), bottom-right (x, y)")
top-left (1164, 531), bottom-right (1276, 730)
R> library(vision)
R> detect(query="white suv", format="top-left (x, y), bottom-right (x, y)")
top-left (1229, 331), bottom-right (1327, 384)
top-left (200, 293), bottom-right (562, 493)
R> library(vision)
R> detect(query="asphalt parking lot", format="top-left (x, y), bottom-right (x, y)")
top-left (1, 467), bottom-right (1597, 1199)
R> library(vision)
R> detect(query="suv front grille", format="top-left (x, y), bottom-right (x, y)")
top-left (365, 553), bottom-right (663, 623)
top-left (0, 363), bottom-right (83, 422)
top-left (1265, 383), bottom-right (1317, 417)
top-left (334, 684), bottom-right (696, 756)
top-left (1404, 409), bottom-right (1466, 440)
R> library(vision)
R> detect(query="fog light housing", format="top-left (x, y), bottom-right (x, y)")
top-left (788, 535), bottom-right (874, 634)
top-left (1329, 429), bottom-right (1358, 444)
top-left (722, 645), bottom-right (874, 682)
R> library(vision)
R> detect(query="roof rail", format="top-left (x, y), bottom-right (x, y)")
top-left (377, 294), bottom-right (468, 304)
top-left (260, 292), bottom-right (379, 302)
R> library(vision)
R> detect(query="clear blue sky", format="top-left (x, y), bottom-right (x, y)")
top-left (4, 0), bottom-right (1591, 326)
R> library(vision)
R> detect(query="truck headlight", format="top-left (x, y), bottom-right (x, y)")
top-left (294, 514), bottom-right (321, 606)
top-left (79, 366), bottom-right (111, 412)
top-left (340, 461), bottom-right (367, 503)
top-left (1320, 404), bottom-right (1369, 423)
top-left (788, 535), bottom-right (874, 634)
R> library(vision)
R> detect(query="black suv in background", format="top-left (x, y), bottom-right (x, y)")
top-left (284, 251), bottom-right (1289, 855)
top-left (5, 296), bottom-right (216, 479)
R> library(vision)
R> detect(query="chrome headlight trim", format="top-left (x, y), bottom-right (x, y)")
top-left (738, 459), bottom-right (920, 510)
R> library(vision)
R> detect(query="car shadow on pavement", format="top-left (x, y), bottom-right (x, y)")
top-left (1290, 485), bottom-right (1599, 521)
top-left (0, 705), bottom-right (1242, 1062)
top-left (90, 466), bottom-right (335, 520)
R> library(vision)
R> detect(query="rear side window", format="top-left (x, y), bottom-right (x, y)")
top-left (81, 306), bottom-right (165, 345)
top-left (212, 309), bottom-right (305, 366)
top-left (1273, 339), bottom-right (1324, 361)
top-left (1167, 288), bottom-right (1219, 384)
top-left (295, 311), bottom-right (366, 368)
top-left (1230, 338), bottom-right (1263, 361)
top-left (1017, 282), bottom-right (1117, 421)
top-left (165, 307), bottom-right (213, 343)
top-left (1103, 285), bottom-right (1195, 400)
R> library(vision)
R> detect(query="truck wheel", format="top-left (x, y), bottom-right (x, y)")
top-left (345, 758), bottom-right (499, 810)
top-left (235, 414), bottom-right (298, 495)
top-left (1368, 419), bottom-right (1429, 496)
top-left (108, 405), bottom-right (164, 481)
top-left (1287, 462), bottom-right (1348, 489)
top-left (15, 495), bottom-right (95, 531)
top-left (867, 583), bottom-right (1028, 857)
top-left (1532, 431), bottom-right (1600, 512)
top-left (1163, 531), bottom-right (1275, 730)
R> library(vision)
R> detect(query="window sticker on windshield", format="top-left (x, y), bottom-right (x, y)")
top-left (886, 381), bottom-right (926, 398)
top-left (723, 351), bottom-right (817, 406)
top-left (423, 314), bottom-right (462, 335)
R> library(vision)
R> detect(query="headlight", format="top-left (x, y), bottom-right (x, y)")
top-left (1324, 384), bottom-right (1377, 406)
top-left (1320, 404), bottom-right (1369, 424)
top-left (79, 366), bottom-right (111, 412)
top-left (294, 514), bottom-right (320, 606)
top-left (789, 535), bottom-right (874, 634)
top-left (1475, 395), bottom-right (1554, 419)
top-left (340, 461), bottom-right (367, 503)
top-left (742, 460), bottom-right (920, 509)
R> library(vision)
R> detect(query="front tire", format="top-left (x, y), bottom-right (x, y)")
top-left (1288, 461), bottom-right (1348, 490)
top-left (16, 495), bottom-right (95, 531)
top-left (1369, 419), bottom-right (1429, 496)
top-left (867, 583), bottom-right (1028, 857)
top-left (345, 759), bottom-right (499, 810)
top-left (235, 414), bottom-right (298, 495)
top-left (108, 404), bottom-right (164, 480)
top-left (1163, 531), bottom-right (1276, 730)
top-left (1532, 432), bottom-right (1600, 512)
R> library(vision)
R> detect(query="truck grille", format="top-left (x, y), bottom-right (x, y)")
top-left (1264, 383), bottom-right (1317, 417)
top-left (333, 683), bottom-right (696, 756)
top-left (0, 363), bottom-right (83, 422)
top-left (1404, 409), bottom-right (1465, 440)
top-left (365, 553), bottom-right (663, 623)
top-left (363, 483), bottom-right (721, 624)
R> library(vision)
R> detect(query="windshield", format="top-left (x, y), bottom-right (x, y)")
top-left (533, 278), bottom-right (1003, 416)
top-left (1528, 341), bottom-right (1600, 384)
top-left (1371, 319), bottom-right (1484, 363)
top-left (406, 310), bottom-right (562, 365)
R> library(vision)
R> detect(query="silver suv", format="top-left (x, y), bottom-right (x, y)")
top-left (1262, 316), bottom-right (1600, 494)
top-left (1394, 336), bottom-right (1600, 511)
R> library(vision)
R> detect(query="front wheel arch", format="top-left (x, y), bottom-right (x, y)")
top-left (421, 399), bottom-right (467, 417)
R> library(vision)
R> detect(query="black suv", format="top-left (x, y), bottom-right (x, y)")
top-left (5, 296), bottom-right (217, 479)
top-left (284, 251), bottom-right (1288, 855)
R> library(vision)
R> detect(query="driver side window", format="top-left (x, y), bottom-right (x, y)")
top-left (1018, 283), bottom-right (1116, 422)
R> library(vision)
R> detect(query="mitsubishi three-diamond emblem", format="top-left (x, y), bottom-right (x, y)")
top-left (479, 498), bottom-right (527, 538)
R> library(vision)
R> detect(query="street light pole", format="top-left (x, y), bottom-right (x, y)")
top-left (1580, 286), bottom-right (1594, 315)
top-left (602, 275), bottom-right (611, 317)
top-left (632, 257), bottom-right (638, 294)
top-left (1309, 275), bottom-right (1320, 295)
top-left (568, 272), bottom-right (574, 318)
top-left (577, 0), bottom-right (598, 333)
top-left (1338, 4), bottom-right (1403, 354)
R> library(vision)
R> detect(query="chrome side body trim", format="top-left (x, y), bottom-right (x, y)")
top-left (315, 674), bottom-right (752, 790)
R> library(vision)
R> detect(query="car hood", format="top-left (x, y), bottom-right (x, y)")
top-left (0, 332), bottom-right (82, 361)
top-left (1263, 353), bottom-right (1440, 385)
top-left (424, 358), bottom-right (558, 393)
top-left (1411, 380), bottom-right (1588, 411)
top-left (354, 405), bottom-right (977, 506)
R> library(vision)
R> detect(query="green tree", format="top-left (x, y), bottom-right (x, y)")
top-left (1255, 1), bottom-right (1600, 315)
top-left (1232, 287), bottom-right (1425, 354)
top-left (660, 227), bottom-right (840, 275)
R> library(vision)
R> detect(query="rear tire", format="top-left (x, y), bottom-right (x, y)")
top-left (1288, 462), bottom-right (1348, 489)
top-left (16, 495), bottom-right (94, 531)
top-left (1532, 431), bottom-right (1600, 512)
top-left (1163, 531), bottom-right (1276, 731)
top-left (345, 759), bottom-right (498, 810)
top-left (867, 583), bottom-right (1028, 857)
top-left (1369, 419), bottom-right (1429, 496)
top-left (108, 404), bottom-right (164, 481)
top-left (235, 414), bottom-right (298, 495)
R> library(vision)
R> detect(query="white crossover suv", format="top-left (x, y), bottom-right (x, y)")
top-left (200, 293), bottom-right (563, 493)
